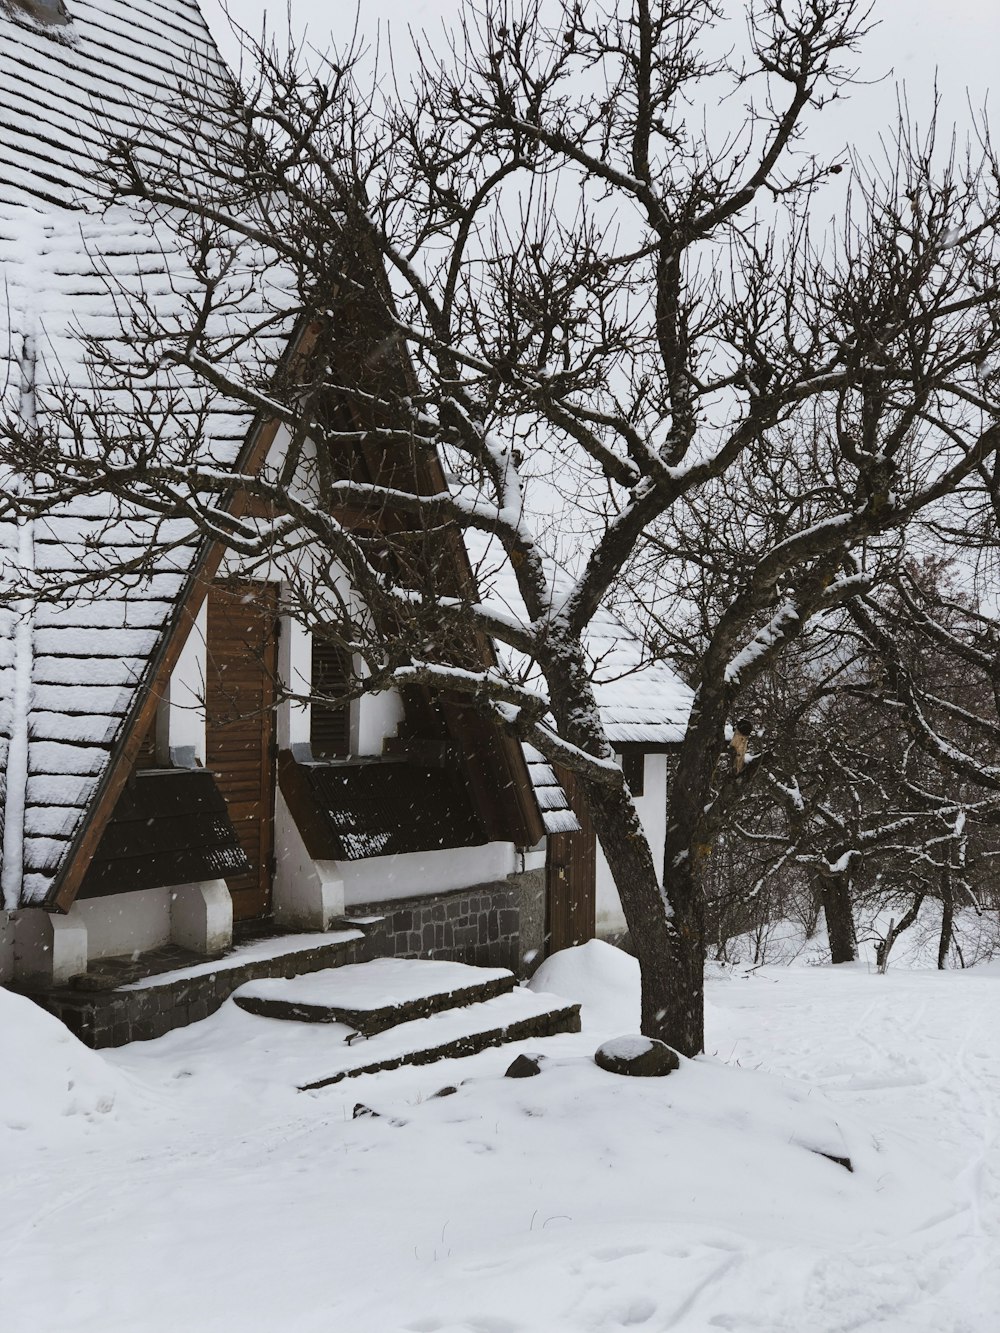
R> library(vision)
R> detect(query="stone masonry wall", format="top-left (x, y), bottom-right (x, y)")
top-left (352, 866), bottom-right (546, 979)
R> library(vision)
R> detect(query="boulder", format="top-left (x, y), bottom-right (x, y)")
top-left (594, 1035), bottom-right (679, 1078)
top-left (505, 1053), bottom-right (543, 1078)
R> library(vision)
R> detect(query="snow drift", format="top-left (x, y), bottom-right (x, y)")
top-left (0, 987), bottom-right (125, 1135)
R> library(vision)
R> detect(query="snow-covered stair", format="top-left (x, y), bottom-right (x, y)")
top-left (230, 959), bottom-right (581, 1088)
top-left (233, 958), bottom-right (516, 1034)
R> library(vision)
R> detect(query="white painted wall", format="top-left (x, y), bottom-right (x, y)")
top-left (167, 599), bottom-right (207, 763)
top-left (595, 754), bottom-right (669, 937)
top-left (9, 880), bottom-right (234, 983)
top-left (341, 840), bottom-right (518, 907)
top-left (13, 906), bottom-right (88, 984)
top-left (74, 887), bottom-right (172, 960)
top-left (355, 687), bottom-right (404, 756)
top-left (272, 788), bottom-right (345, 929)
top-left (278, 611), bottom-right (311, 749)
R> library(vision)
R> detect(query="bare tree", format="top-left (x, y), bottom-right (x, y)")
top-left (701, 564), bottom-right (1000, 969)
top-left (5, 0), bottom-right (1000, 1053)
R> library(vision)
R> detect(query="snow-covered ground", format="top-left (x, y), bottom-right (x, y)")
top-left (1, 939), bottom-right (997, 1333)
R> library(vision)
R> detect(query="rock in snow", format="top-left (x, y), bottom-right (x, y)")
top-left (594, 1035), bottom-right (680, 1077)
top-left (505, 1053), bottom-right (543, 1078)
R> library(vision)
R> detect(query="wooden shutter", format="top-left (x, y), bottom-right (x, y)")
top-left (311, 638), bottom-right (352, 757)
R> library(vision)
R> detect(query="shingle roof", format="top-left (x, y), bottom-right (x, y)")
top-left (1, 0), bottom-right (221, 211)
top-left (0, 1), bottom-right (283, 906)
top-left (467, 536), bottom-right (695, 748)
top-left (521, 745), bottom-right (580, 836)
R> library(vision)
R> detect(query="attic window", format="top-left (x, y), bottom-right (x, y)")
top-left (8, 0), bottom-right (69, 24)
top-left (311, 638), bottom-right (353, 758)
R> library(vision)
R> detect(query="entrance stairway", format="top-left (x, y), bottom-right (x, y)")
top-left (232, 957), bottom-right (581, 1087)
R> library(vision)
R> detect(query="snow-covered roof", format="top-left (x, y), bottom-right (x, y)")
top-left (0, 1), bottom-right (284, 906)
top-left (521, 745), bottom-right (580, 836)
top-left (572, 597), bottom-right (695, 747)
top-left (0, 0), bottom-right (220, 212)
top-left (469, 539), bottom-right (694, 749)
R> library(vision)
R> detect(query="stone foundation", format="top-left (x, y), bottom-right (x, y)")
top-left (22, 867), bottom-right (548, 1048)
top-left (354, 867), bottom-right (544, 978)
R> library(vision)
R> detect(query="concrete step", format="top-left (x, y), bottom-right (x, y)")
top-left (297, 987), bottom-right (582, 1089)
top-left (232, 958), bottom-right (516, 1034)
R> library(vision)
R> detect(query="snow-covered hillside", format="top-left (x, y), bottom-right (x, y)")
top-left (1, 942), bottom-right (997, 1332)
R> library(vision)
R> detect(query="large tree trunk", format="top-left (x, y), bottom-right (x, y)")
top-left (820, 863), bottom-right (857, 964)
top-left (549, 644), bottom-right (705, 1056)
top-left (581, 773), bottom-right (703, 1056)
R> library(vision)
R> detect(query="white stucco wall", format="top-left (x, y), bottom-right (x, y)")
top-left (278, 612), bottom-right (311, 748)
top-left (355, 688), bottom-right (405, 756)
top-left (74, 887), bottom-right (173, 960)
top-left (166, 599), bottom-right (207, 762)
top-left (340, 840), bottom-right (518, 908)
top-left (595, 753), bottom-right (669, 937)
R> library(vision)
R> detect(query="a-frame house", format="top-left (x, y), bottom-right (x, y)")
top-left (0, 0), bottom-right (691, 1049)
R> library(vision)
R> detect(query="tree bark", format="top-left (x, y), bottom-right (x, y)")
top-left (938, 866), bottom-right (954, 971)
top-left (580, 770), bottom-right (703, 1056)
top-left (820, 865), bottom-right (857, 964)
top-left (547, 645), bottom-right (704, 1056)
top-left (875, 891), bottom-right (925, 971)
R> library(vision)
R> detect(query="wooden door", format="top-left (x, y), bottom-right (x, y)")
top-left (546, 767), bottom-right (597, 952)
top-left (205, 582), bottom-right (279, 922)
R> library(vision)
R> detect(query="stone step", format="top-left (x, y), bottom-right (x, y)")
top-left (232, 958), bottom-right (517, 1035)
top-left (297, 988), bottom-right (582, 1089)
top-left (27, 927), bottom-right (372, 1049)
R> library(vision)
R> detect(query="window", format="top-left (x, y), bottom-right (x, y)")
top-left (621, 750), bottom-right (645, 797)
top-left (310, 638), bottom-right (353, 758)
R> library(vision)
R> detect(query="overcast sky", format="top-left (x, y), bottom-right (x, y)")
top-left (202, 0), bottom-right (997, 158)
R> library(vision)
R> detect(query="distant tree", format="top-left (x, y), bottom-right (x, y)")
top-left (697, 565), bottom-right (1000, 969)
top-left (5, 0), bottom-right (1000, 1052)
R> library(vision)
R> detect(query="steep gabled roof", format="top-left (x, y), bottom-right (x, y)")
top-left (1, 0), bottom-right (221, 211)
top-left (0, 0), bottom-right (284, 907)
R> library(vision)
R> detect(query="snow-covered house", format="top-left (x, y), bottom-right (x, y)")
top-left (0, 0), bottom-right (692, 1046)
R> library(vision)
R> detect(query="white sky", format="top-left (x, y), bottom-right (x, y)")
top-left (203, 0), bottom-right (998, 158)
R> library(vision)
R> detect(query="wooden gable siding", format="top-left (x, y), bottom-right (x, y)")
top-left (205, 581), bottom-right (279, 921)
top-left (323, 281), bottom-right (544, 851)
top-left (546, 767), bottom-right (597, 952)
